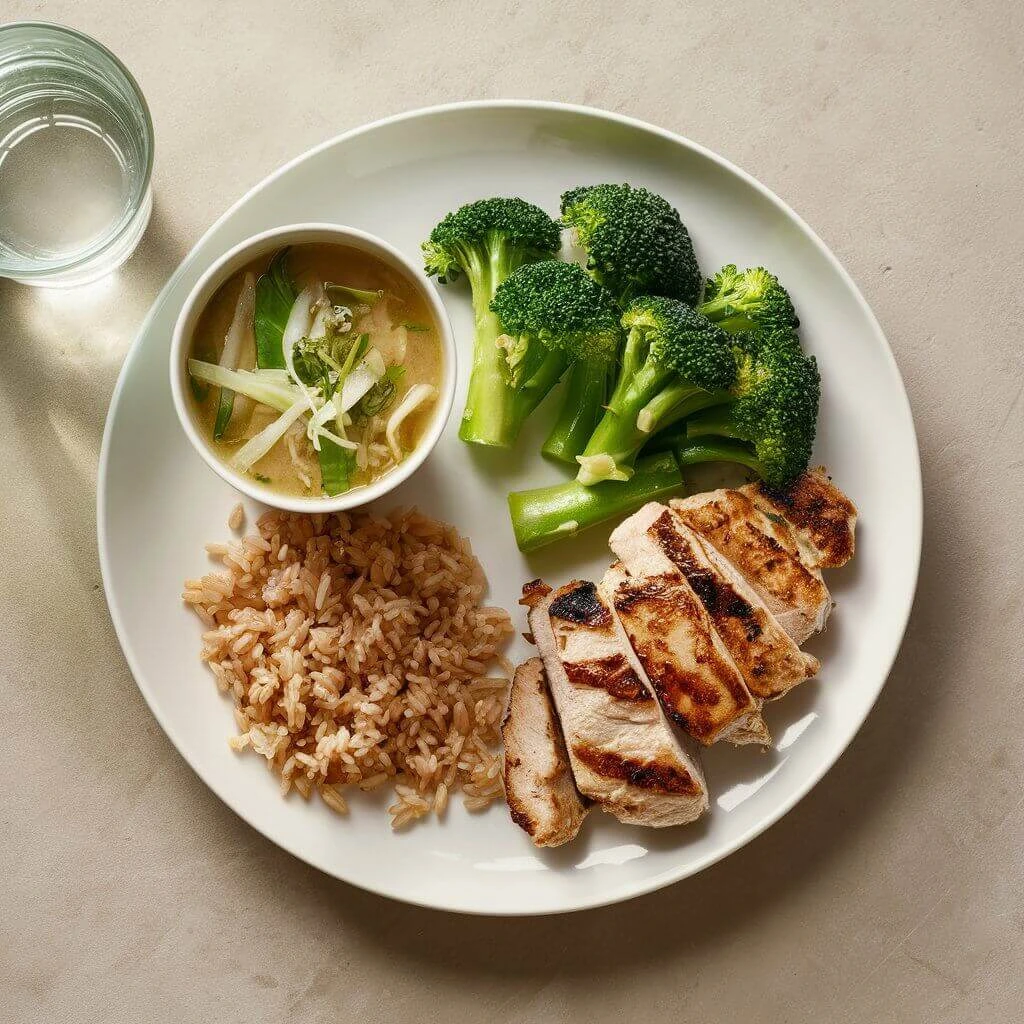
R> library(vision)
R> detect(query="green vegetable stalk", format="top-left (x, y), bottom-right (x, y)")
top-left (507, 450), bottom-right (683, 552)
top-left (540, 356), bottom-right (615, 465)
top-left (422, 197), bottom-right (561, 447)
top-left (318, 438), bottom-right (355, 495)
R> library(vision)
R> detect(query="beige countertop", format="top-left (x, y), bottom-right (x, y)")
top-left (3, 2), bottom-right (1023, 1021)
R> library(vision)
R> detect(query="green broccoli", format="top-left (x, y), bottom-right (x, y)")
top-left (507, 450), bottom-right (684, 552)
top-left (540, 354), bottom-right (618, 465)
top-left (676, 328), bottom-right (820, 486)
top-left (575, 296), bottom-right (736, 485)
top-left (543, 184), bottom-right (704, 464)
top-left (698, 264), bottom-right (799, 335)
top-left (560, 184), bottom-right (703, 306)
top-left (486, 261), bottom-right (622, 443)
top-left (651, 435), bottom-right (770, 474)
top-left (422, 197), bottom-right (561, 446)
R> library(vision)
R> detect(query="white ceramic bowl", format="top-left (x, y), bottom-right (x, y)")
top-left (169, 222), bottom-right (456, 512)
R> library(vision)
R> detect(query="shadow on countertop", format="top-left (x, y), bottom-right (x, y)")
top-left (0, 200), bottom-right (183, 586)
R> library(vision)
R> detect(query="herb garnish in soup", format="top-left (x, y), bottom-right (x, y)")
top-left (187, 244), bottom-right (442, 497)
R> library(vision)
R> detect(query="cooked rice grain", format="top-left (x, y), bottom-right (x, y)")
top-left (228, 503), bottom-right (245, 531)
top-left (184, 507), bottom-right (512, 828)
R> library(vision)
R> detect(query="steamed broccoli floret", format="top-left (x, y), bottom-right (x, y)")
top-left (486, 261), bottom-right (622, 441)
top-left (680, 329), bottom-right (820, 485)
top-left (575, 296), bottom-right (736, 484)
top-left (422, 197), bottom-right (560, 285)
top-left (422, 197), bottom-right (560, 446)
top-left (698, 265), bottom-right (799, 335)
top-left (543, 183), bottom-right (703, 464)
top-left (560, 184), bottom-right (702, 306)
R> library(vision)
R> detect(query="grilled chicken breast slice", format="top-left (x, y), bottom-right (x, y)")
top-left (741, 467), bottom-right (857, 569)
top-left (502, 657), bottom-right (589, 847)
top-left (610, 504), bottom-right (819, 700)
top-left (600, 562), bottom-right (770, 747)
top-left (521, 580), bottom-right (709, 828)
top-left (671, 488), bottom-right (831, 644)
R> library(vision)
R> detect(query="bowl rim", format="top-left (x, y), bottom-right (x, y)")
top-left (168, 221), bottom-right (457, 513)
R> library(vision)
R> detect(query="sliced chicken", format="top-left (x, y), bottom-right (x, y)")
top-left (610, 504), bottom-right (819, 700)
top-left (600, 562), bottom-right (770, 747)
top-left (741, 467), bottom-right (857, 569)
top-left (671, 488), bottom-right (831, 645)
top-left (502, 657), bottom-right (589, 848)
top-left (521, 579), bottom-right (709, 828)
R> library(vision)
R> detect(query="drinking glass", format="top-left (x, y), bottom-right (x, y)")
top-left (0, 22), bottom-right (153, 287)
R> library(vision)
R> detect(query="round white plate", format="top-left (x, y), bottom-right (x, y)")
top-left (98, 101), bottom-right (921, 915)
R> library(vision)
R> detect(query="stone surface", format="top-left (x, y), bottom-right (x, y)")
top-left (2, 2), bottom-right (1023, 1022)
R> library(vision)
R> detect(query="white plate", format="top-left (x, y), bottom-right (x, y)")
top-left (98, 101), bottom-right (921, 916)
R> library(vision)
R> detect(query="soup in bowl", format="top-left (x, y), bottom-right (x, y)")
top-left (170, 225), bottom-right (456, 512)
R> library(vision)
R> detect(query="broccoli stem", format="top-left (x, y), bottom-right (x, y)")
top-left (460, 306), bottom-right (520, 445)
top-left (684, 405), bottom-right (738, 440)
top-left (672, 437), bottom-right (766, 476)
top-left (507, 450), bottom-right (683, 552)
top-left (614, 327), bottom-right (652, 403)
top-left (584, 360), bottom-right (671, 471)
top-left (645, 419), bottom-right (767, 477)
top-left (542, 357), bottom-right (610, 464)
top-left (636, 383), bottom-right (727, 435)
top-left (694, 289), bottom-right (736, 324)
top-left (580, 361), bottom-right (721, 483)
top-left (458, 245), bottom-right (514, 445)
top-left (578, 406), bottom-right (647, 482)
top-left (511, 350), bottom-right (569, 424)
top-left (696, 290), bottom-right (756, 334)
top-left (706, 313), bottom-right (750, 334)
top-left (458, 245), bottom-right (548, 447)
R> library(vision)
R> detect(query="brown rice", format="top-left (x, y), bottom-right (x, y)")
top-left (183, 506), bottom-right (513, 828)
top-left (227, 502), bottom-right (245, 532)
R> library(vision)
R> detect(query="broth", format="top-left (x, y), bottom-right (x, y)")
top-left (188, 243), bottom-right (443, 498)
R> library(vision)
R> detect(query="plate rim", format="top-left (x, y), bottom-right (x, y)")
top-left (97, 99), bottom-right (923, 915)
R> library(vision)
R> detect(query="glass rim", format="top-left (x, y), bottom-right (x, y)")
top-left (0, 21), bottom-right (155, 281)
